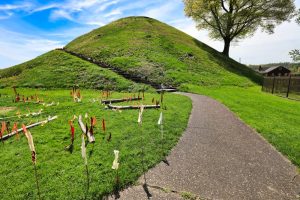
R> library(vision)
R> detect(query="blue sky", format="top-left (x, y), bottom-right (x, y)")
top-left (0, 0), bottom-right (300, 68)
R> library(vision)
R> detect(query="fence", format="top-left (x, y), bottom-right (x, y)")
top-left (262, 76), bottom-right (300, 100)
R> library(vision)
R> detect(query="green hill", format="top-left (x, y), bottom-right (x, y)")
top-left (0, 16), bottom-right (261, 89)
top-left (65, 16), bottom-right (261, 87)
top-left (0, 50), bottom-right (143, 91)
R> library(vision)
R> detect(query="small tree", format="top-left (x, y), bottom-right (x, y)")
top-left (183, 0), bottom-right (296, 57)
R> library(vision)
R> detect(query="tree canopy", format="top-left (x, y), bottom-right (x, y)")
top-left (183, 0), bottom-right (296, 57)
top-left (289, 10), bottom-right (300, 62)
top-left (289, 49), bottom-right (300, 62)
top-left (296, 9), bottom-right (300, 24)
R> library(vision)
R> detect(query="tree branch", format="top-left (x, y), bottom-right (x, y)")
top-left (221, 0), bottom-right (229, 13)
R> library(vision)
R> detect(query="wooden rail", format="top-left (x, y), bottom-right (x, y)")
top-left (107, 104), bottom-right (160, 110)
top-left (101, 97), bottom-right (142, 105)
top-left (0, 116), bottom-right (58, 141)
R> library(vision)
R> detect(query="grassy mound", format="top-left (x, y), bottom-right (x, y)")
top-left (0, 50), bottom-right (144, 91)
top-left (65, 16), bottom-right (261, 87)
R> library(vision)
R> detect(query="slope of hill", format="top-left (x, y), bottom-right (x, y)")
top-left (0, 50), bottom-right (144, 90)
top-left (65, 16), bottom-right (261, 87)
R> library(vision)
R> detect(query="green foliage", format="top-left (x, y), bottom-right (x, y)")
top-left (65, 16), bottom-right (261, 87)
top-left (181, 84), bottom-right (300, 167)
top-left (289, 49), bottom-right (300, 62)
top-left (183, 0), bottom-right (296, 55)
top-left (0, 50), bottom-right (146, 91)
top-left (0, 88), bottom-right (192, 199)
top-left (296, 9), bottom-right (300, 24)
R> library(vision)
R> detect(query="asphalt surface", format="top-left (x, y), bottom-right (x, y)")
top-left (108, 93), bottom-right (300, 200)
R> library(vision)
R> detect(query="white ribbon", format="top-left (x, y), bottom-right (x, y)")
top-left (137, 105), bottom-right (144, 125)
top-left (112, 150), bottom-right (119, 170)
top-left (25, 131), bottom-right (35, 153)
top-left (158, 112), bottom-right (163, 125)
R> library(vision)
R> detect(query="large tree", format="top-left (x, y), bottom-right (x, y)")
top-left (183, 0), bottom-right (296, 57)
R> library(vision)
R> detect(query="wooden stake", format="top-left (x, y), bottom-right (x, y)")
top-left (85, 164), bottom-right (90, 195)
top-left (34, 164), bottom-right (41, 200)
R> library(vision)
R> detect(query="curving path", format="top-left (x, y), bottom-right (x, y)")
top-left (108, 93), bottom-right (300, 200)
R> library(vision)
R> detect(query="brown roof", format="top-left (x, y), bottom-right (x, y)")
top-left (259, 66), bottom-right (290, 74)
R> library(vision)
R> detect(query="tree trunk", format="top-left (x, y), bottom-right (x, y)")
top-left (222, 38), bottom-right (231, 57)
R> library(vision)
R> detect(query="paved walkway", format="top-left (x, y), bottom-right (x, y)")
top-left (108, 93), bottom-right (300, 200)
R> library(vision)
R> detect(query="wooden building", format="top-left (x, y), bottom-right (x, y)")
top-left (258, 66), bottom-right (291, 77)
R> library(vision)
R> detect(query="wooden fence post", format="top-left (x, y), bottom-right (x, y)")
top-left (286, 75), bottom-right (292, 98)
top-left (261, 77), bottom-right (264, 91)
top-left (271, 76), bottom-right (276, 94)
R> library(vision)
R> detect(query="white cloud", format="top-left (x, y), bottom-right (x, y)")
top-left (104, 9), bottom-right (122, 17)
top-left (143, 1), bottom-right (181, 21)
top-left (0, 12), bottom-right (13, 19)
top-left (0, 28), bottom-right (64, 68)
top-left (50, 9), bottom-right (74, 21)
top-left (0, 2), bottom-right (33, 11)
top-left (86, 21), bottom-right (105, 26)
top-left (31, 4), bottom-right (60, 13)
top-left (96, 0), bottom-right (120, 12)
top-left (66, 0), bottom-right (104, 11)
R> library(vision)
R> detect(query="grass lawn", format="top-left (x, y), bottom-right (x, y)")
top-left (0, 88), bottom-right (192, 199)
top-left (181, 84), bottom-right (300, 168)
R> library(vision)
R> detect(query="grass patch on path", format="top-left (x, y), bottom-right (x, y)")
top-left (0, 88), bottom-right (191, 199)
top-left (182, 84), bottom-right (300, 167)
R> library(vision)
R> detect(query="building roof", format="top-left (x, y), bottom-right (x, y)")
top-left (263, 66), bottom-right (279, 73)
top-left (258, 66), bottom-right (291, 74)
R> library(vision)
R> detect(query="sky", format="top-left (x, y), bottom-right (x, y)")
top-left (0, 0), bottom-right (300, 69)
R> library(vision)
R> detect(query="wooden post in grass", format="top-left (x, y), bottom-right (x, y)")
top-left (286, 75), bottom-right (292, 98)
top-left (138, 105), bottom-right (147, 184)
top-left (81, 133), bottom-right (89, 196)
top-left (272, 76), bottom-right (276, 94)
top-left (22, 125), bottom-right (41, 200)
top-left (33, 164), bottom-right (41, 200)
top-left (159, 89), bottom-right (165, 158)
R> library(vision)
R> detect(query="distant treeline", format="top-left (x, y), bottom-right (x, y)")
top-left (248, 62), bottom-right (300, 73)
